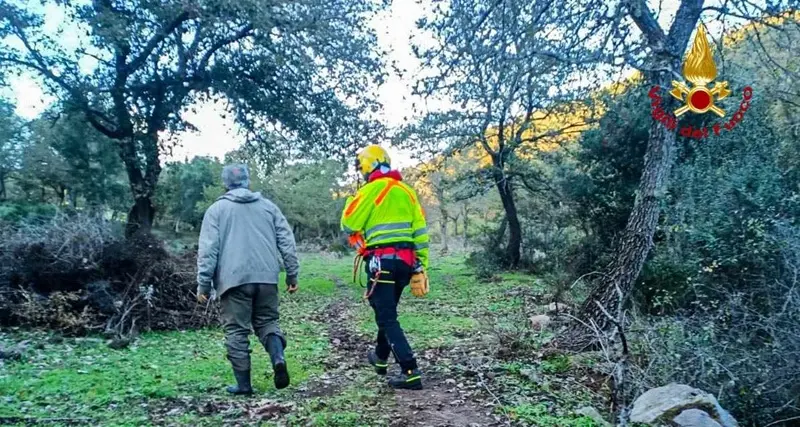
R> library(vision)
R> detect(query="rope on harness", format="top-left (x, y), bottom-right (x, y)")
top-left (363, 255), bottom-right (382, 300)
top-left (352, 254), bottom-right (363, 284)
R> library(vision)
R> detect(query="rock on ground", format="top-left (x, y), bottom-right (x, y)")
top-left (528, 314), bottom-right (551, 330)
top-left (630, 383), bottom-right (738, 427)
top-left (673, 409), bottom-right (723, 427)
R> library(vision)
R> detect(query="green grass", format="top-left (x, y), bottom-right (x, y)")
top-left (0, 323), bottom-right (329, 425)
top-left (502, 403), bottom-right (597, 427)
top-left (1, 251), bottom-right (606, 426)
top-left (0, 253), bottom-right (340, 425)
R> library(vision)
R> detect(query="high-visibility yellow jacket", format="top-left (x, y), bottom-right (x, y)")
top-left (340, 171), bottom-right (429, 269)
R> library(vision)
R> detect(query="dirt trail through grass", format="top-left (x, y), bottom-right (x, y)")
top-left (1, 253), bottom-right (607, 426)
top-left (300, 275), bottom-right (370, 398)
top-left (304, 273), bottom-right (502, 427)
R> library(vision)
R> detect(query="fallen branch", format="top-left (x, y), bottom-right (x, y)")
top-left (764, 415), bottom-right (800, 427)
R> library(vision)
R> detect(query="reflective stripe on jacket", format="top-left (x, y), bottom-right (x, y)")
top-left (340, 170), bottom-right (429, 270)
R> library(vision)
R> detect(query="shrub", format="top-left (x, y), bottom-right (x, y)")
top-left (629, 226), bottom-right (800, 425)
top-left (0, 202), bottom-right (58, 225)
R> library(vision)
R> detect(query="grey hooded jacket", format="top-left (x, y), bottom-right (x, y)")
top-left (196, 188), bottom-right (299, 297)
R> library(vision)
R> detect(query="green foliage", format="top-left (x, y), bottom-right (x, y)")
top-left (540, 354), bottom-right (571, 375)
top-left (21, 109), bottom-right (130, 210)
top-left (0, 202), bottom-right (58, 224)
top-left (0, 99), bottom-right (25, 201)
top-left (564, 91), bottom-right (649, 253)
top-left (0, 0), bottom-right (386, 232)
top-left (156, 157), bottom-right (222, 229)
top-left (501, 403), bottom-right (596, 427)
top-left (259, 160), bottom-right (348, 242)
top-left (639, 94), bottom-right (799, 311)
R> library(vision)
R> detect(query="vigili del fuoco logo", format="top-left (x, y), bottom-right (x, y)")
top-left (649, 24), bottom-right (753, 140)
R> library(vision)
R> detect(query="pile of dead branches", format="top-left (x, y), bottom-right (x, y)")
top-left (0, 212), bottom-right (216, 337)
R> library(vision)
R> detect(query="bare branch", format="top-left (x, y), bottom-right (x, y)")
top-left (197, 24), bottom-right (255, 72)
top-left (126, 11), bottom-right (192, 74)
top-left (626, 0), bottom-right (668, 48)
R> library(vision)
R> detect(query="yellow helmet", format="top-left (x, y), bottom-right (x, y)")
top-left (355, 145), bottom-right (391, 177)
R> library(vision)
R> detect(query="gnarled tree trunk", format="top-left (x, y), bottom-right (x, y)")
top-left (494, 168), bottom-right (521, 267)
top-left (566, 82), bottom-right (676, 348)
top-left (560, 0), bottom-right (704, 350)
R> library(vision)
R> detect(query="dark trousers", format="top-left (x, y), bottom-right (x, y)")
top-left (366, 258), bottom-right (418, 371)
top-left (220, 283), bottom-right (285, 372)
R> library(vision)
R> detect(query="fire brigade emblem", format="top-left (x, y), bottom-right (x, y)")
top-left (670, 24), bottom-right (731, 117)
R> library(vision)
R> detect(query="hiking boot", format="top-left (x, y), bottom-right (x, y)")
top-left (388, 368), bottom-right (423, 390)
top-left (226, 369), bottom-right (254, 395)
top-left (266, 335), bottom-right (290, 389)
top-left (368, 351), bottom-right (388, 375)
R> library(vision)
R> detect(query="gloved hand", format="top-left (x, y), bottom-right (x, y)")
top-left (286, 275), bottom-right (299, 294)
top-left (409, 271), bottom-right (429, 298)
top-left (196, 287), bottom-right (210, 304)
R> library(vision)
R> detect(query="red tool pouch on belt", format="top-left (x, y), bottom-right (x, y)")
top-left (364, 247), bottom-right (416, 267)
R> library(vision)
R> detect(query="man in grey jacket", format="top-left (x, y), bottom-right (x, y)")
top-left (196, 164), bottom-right (299, 395)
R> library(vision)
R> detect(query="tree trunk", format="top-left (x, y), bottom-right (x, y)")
top-left (126, 196), bottom-right (156, 237)
top-left (463, 205), bottom-right (470, 248)
top-left (56, 186), bottom-right (66, 206)
top-left (121, 134), bottom-right (161, 237)
top-left (0, 172), bottom-right (6, 200)
top-left (495, 215), bottom-right (508, 248)
top-left (560, 0), bottom-right (706, 349)
top-left (564, 71), bottom-right (677, 350)
top-left (440, 217), bottom-right (449, 253)
top-left (494, 170), bottom-right (521, 267)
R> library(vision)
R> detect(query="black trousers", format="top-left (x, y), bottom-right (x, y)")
top-left (366, 257), bottom-right (418, 371)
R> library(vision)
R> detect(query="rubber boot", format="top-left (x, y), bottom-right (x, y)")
top-left (266, 335), bottom-right (290, 389)
top-left (368, 351), bottom-right (388, 375)
top-left (388, 368), bottom-right (423, 390)
top-left (226, 369), bottom-right (254, 395)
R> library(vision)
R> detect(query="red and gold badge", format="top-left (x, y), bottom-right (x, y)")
top-left (669, 24), bottom-right (731, 117)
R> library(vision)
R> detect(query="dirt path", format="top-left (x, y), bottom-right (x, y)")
top-left (144, 274), bottom-right (507, 426)
top-left (303, 275), bottom-right (505, 427)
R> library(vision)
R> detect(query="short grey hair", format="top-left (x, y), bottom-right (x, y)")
top-left (222, 164), bottom-right (250, 190)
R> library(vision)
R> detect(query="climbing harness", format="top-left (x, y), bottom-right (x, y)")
top-left (350, 243), bottom-right (417, 301)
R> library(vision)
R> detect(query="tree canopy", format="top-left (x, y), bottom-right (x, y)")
top-left (0, 0), bottom-right (386, 234)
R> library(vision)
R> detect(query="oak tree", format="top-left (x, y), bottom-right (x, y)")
top-left (0, 0), bottom-right (385, 235)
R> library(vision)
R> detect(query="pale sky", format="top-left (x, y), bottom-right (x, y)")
top-left (7, 0), bottom-right (733, 169)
